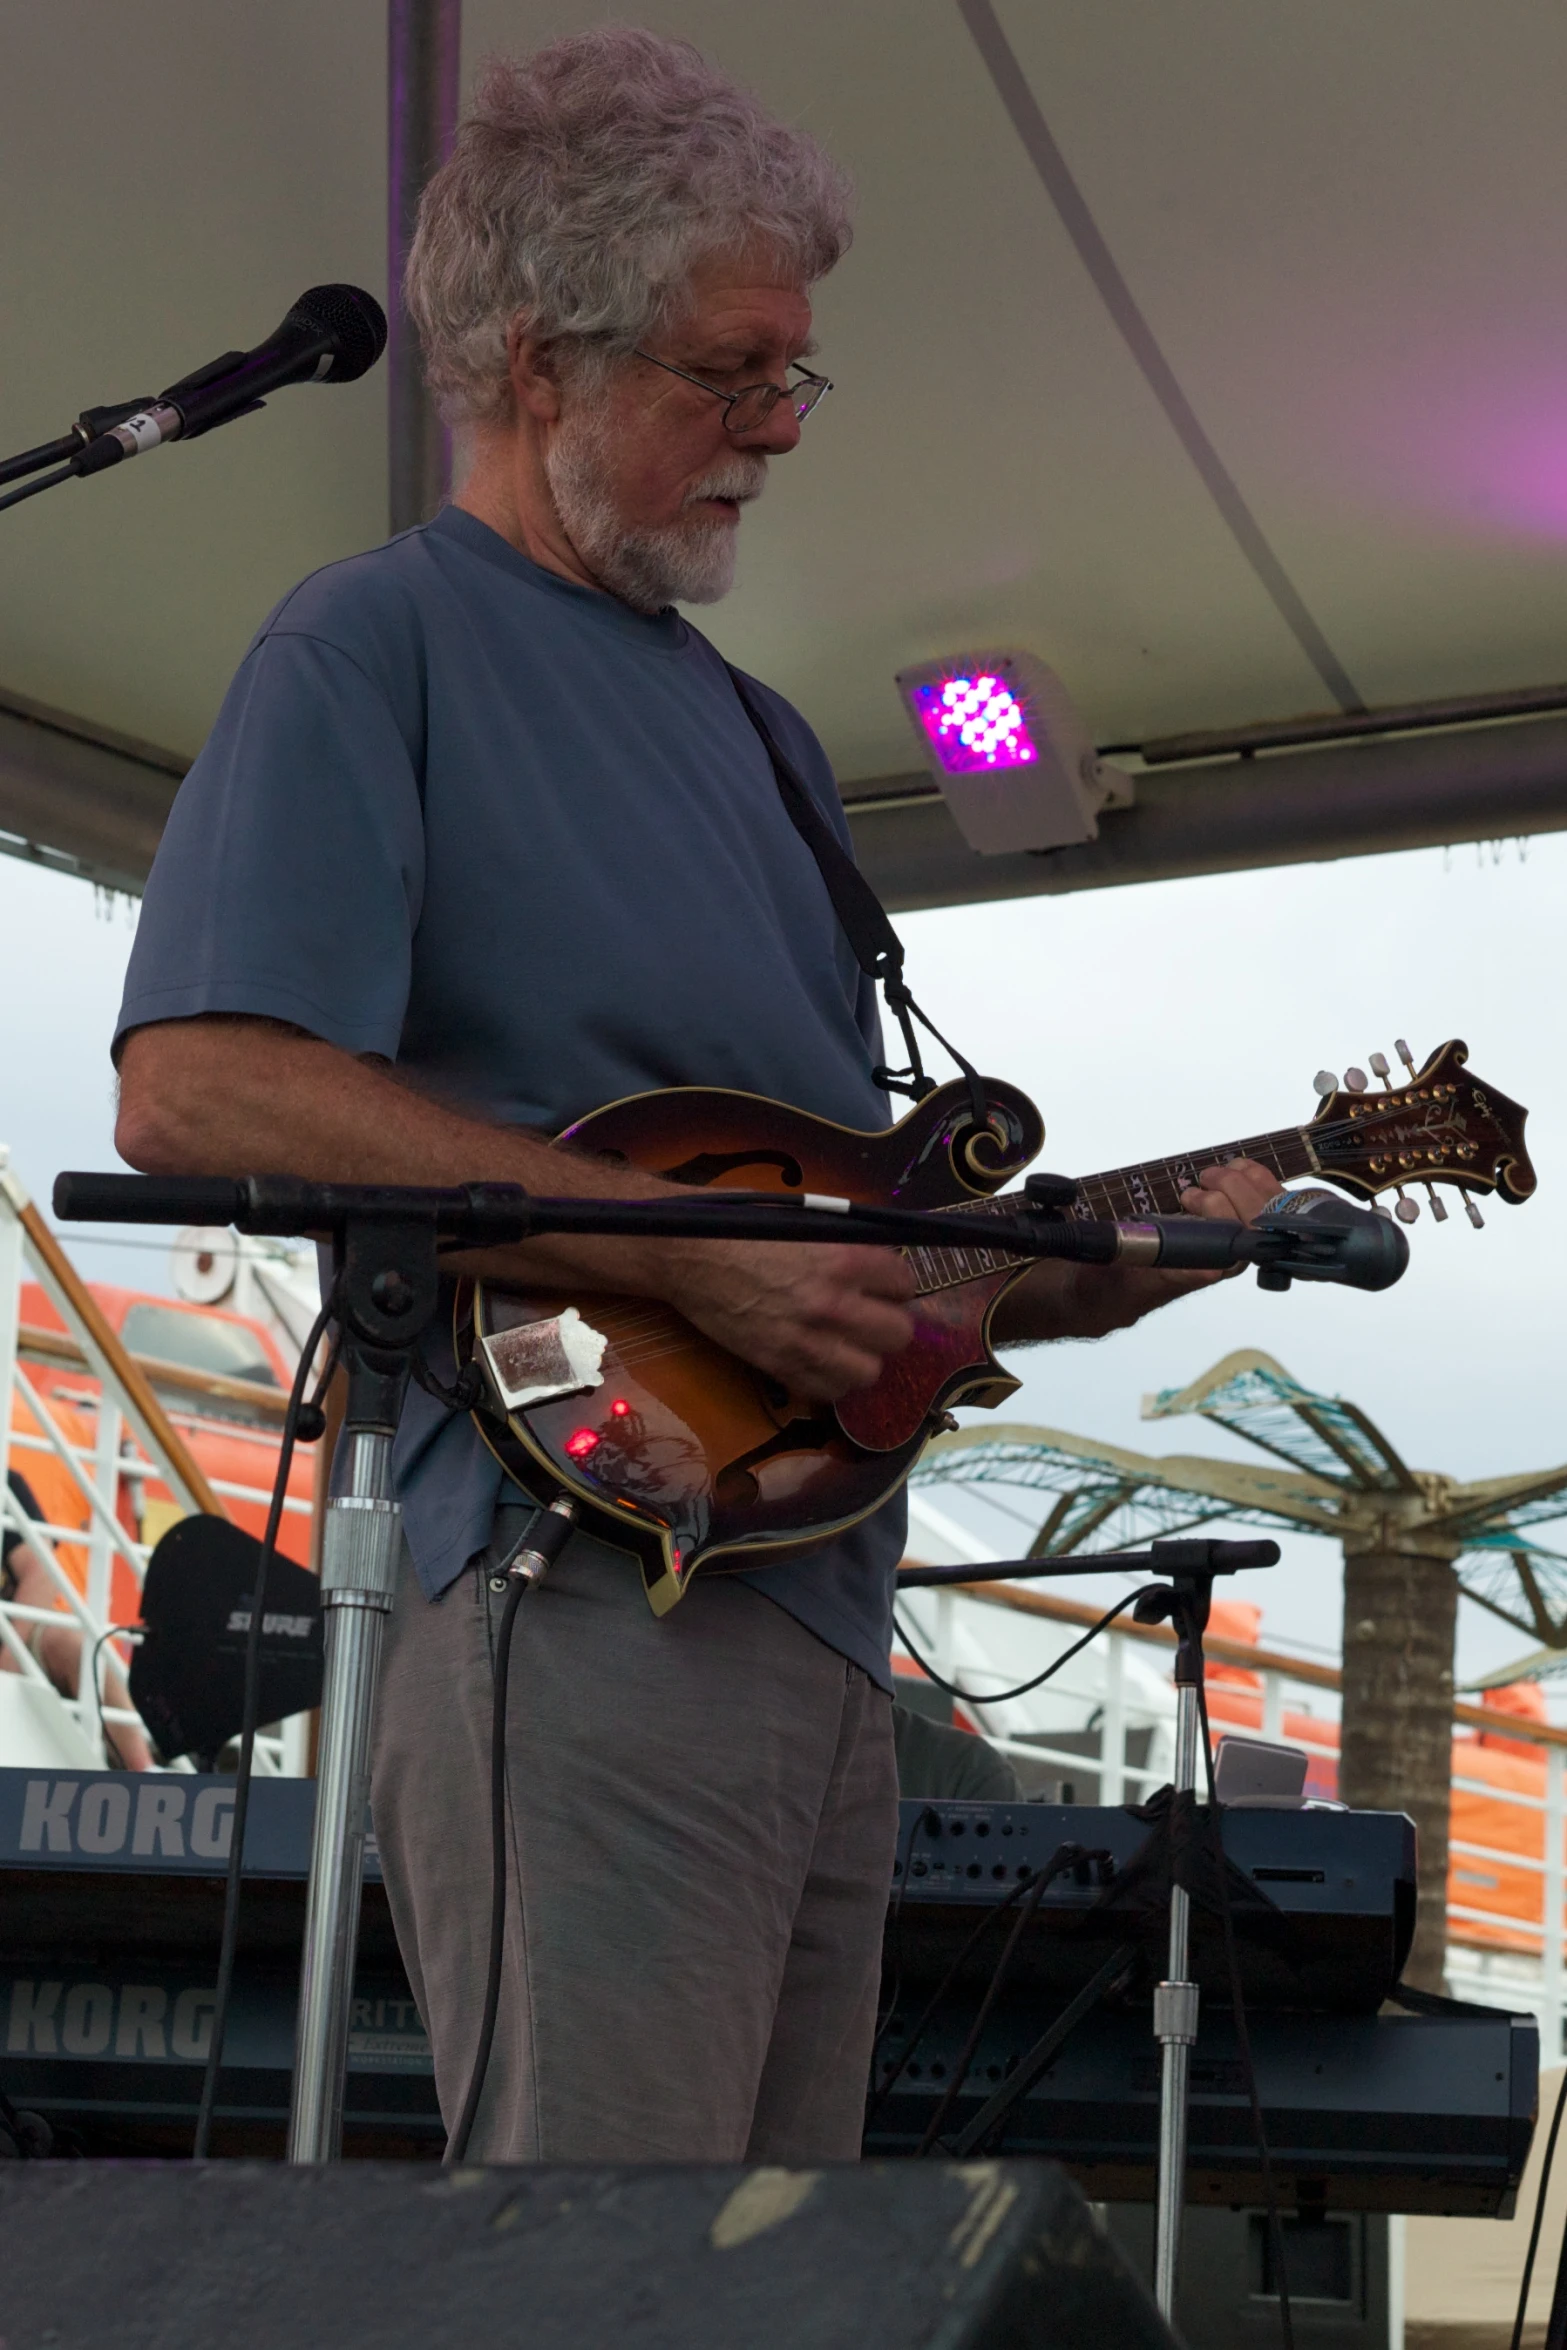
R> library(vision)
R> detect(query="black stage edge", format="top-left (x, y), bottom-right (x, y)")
top-left (3, 2160), bottom-right (1175, 2350)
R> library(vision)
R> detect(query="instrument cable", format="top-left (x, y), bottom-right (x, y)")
top-left (866, 1865), bottom-right (1039, 2130)
top-left (1512, 2065), bottom-right (1567, 2350)
top-left (444, 1493), bottom-right (579, 2166)
top-left (914, 1842), bottom-right (1107, 2157)
top-left (892, 1587), bottom-right (1149, 1708)
top-left (192, 1289), bottom-right (339, 2160)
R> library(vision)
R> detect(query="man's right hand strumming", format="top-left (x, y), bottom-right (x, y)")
top-left (663, 1238), bottom-right (916, 1401)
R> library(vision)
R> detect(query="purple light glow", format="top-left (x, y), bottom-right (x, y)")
top-left (911, 672), bottom-right (1039, 773)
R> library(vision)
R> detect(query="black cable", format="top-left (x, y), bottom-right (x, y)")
top-left (1517, 2068), bottom-right (1567, 2350)
top-left (88, 1623), bottom-right (142, 1770)
top-left (951, 1942), bottom-right (1138, 2159)
top-left (0, 431), bottom-right (81, 489)
top-left (444, 1569), bottom-right (531, 2166)
top-left (443, 1496), bottom-right (578, 2165)
top-left (915, 1842), bottom-right (1100, 2157)
top-left (1195, 1672), bottom-right (1294, 2350)
top-left (872, 1804), bottom-right (927, 2062)
top-left (893, 1588), bottom-right (1150, 1708)
top-left (0, 461), bottom-right (75, 515)
top-left (864, 1868), bottom-right (1039, 2130)
top-left (410, 1341), bottom-right (484, 1415)
top-left (192, 1288), bottom-right (337, 2160)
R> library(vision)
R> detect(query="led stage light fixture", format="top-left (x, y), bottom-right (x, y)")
top-left (894, 649), bottom-right (1132, 854)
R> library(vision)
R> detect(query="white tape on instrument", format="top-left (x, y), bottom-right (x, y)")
top-left (480, 1307), bottom-right (607, 1410)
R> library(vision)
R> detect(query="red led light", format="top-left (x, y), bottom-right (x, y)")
top-left (564, 1427), bottom-right (600, 1460)
top-left (610, 1398), bottom-right (631, 1418)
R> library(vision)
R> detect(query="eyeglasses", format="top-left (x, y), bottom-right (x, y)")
top-left (632, 350), bottom-right (832, 436)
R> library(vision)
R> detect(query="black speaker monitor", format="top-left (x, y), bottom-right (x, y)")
top-left (129, 1512), bottom-right (323, 1766)
top-left (5, 2159), bottom-right (1175, 2350)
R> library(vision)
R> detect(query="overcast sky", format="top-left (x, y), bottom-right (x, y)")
top-left (2, 827), bottom-right (1561, 1686)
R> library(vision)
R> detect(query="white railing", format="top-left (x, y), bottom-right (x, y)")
top-left (896, 1577), bottom-right (1567, 2055)
top-left (0, 1150), bottom-right (310, 1776)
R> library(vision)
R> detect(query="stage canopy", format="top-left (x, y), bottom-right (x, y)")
top-left (3, 1), bottom-right (1566, 906)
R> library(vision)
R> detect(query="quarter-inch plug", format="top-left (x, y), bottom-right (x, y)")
top-left (502, 1494), bottom-right (578, 1589)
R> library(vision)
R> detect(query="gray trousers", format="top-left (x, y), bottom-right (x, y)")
top-left (369, 1524), bottom-right (899, 2162)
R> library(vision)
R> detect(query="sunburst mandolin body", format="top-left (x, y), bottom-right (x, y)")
top-left (462, 1077), bottom-right (1043, 1613)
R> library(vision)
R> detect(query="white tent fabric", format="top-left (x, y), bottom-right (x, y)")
top-left (5, 2), bottom-right (1567, 796)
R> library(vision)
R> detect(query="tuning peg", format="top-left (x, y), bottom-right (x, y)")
top-left (1313, 1070), bottom-right (1338, 1098)
top-left (1371, 1199), bottom-right (1395, 1219)
top-left (1460, 1189), bottom-right (1484, 1229)
top-left (1395, 1038), bottom-right (1418, 1078)
top-left (1424, 1183), bottom-right (1448, 1223)
top-left (1369, 1052), bottom-right (1391, 1084)
top-left (1344, 1067), bottom-right (1368, 1093)
top-left (1393, 1188), bottom-right (1420, 1224)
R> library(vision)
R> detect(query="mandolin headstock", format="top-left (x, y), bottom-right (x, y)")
top-left (1306, 1039), bottom-right (1535, 1221)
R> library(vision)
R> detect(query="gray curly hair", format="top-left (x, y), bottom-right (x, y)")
top-left (405, 26), bottom-right (853, 427)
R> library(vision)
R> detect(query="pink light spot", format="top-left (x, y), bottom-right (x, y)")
top-left (914, 672), bottom-right (1038, 774)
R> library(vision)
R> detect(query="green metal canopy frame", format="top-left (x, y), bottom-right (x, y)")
top-left (910, 1347), bottom-right (1567, 1652)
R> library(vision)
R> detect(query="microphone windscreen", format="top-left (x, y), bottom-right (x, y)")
top-left (283, 284), bottom-right (388, 382)
top-left (1258, 1187), bottom-right (1409, 1288)
top-left (1259, 1186), bottom-right (1354, 1225)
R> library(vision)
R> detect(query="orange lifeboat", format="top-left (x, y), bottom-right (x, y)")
top-left (11, 1282), bottom-right (316, 1635)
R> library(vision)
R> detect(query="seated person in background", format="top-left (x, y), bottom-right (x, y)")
top-left (891, 1697), bottom-right (1023, 1803)
top-left (2, 1468), bottom-right (151, 1770)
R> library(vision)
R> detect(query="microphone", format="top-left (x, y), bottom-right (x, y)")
top-left (73, 284), bottom-right (387, 476)
top-left (1248, 1185), bottom-right (1410, 1291)
top-left (1088, 1190), bottom-right (1408, 1292)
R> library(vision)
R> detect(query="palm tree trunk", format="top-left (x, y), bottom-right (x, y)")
top-left (1338, 1547), bottom-right (1458, 1990)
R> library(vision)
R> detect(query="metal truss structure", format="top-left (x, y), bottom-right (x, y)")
top-left (910, 1347), bottom-right (1567, 1654)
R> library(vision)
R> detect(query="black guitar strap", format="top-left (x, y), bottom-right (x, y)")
top-left (725, 663), bottom-right (990, 1130)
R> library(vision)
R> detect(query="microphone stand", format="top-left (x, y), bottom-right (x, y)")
top-left (57, 1168), bottom-right (1245, 2161)
top-left (899, 1538), bottom-right (1277, 2324)
top-left (284, 1213), bottom-right (432, 2162)
top-left (1142, 1567), bottom-right (1213, 2323)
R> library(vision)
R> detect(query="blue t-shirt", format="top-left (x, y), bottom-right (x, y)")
top-left (115, 505), bottom-right (905, 1686)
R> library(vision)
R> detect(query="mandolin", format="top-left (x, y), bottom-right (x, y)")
top-left (460, 1040), bottom-right (1533, 1615)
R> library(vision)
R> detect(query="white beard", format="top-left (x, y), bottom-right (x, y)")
top-left (545, 410), bottom-right (766, 612)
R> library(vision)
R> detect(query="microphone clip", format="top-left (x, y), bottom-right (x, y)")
top-left (1023, 1172), bottom-right (1081, 1216)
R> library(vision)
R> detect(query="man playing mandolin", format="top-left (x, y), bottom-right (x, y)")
top-left (112, 29), bottom-right (1277, 2162)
